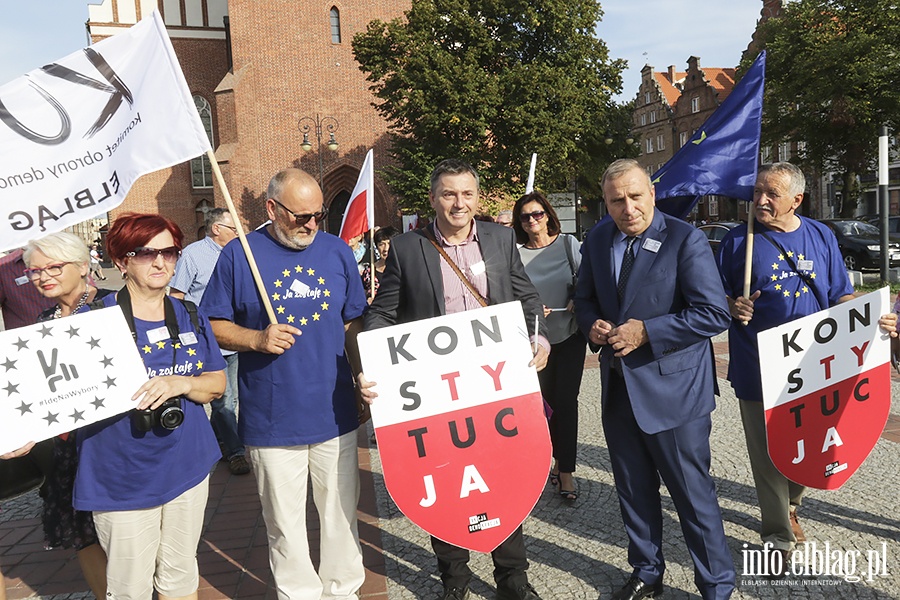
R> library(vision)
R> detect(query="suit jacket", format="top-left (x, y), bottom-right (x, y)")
top-left (574, 210), bottom-right (730, 434)
top-left (365, 222), bottom-right (547, 337)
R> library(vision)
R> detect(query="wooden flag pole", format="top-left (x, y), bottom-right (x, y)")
top-left (742, 203), bottom-right (756, 300)
top-left (207, 149), bottom-right (277, 325)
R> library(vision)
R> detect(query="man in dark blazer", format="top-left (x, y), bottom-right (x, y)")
top-left (362, 159), bottom-right (548, 600)
top-left (574, 159), bottom-right (735, 600)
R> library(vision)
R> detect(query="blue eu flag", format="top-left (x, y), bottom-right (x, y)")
top-left (654, 51), bottom-right (766, 219)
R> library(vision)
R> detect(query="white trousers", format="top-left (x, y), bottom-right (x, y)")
top-left (248, 431), bottom-right (364, 600)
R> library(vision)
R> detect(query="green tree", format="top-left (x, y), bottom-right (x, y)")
top-left (746, 0), bottom-right (900, 216)
top-left (352, 0), bottom-right (628, 214)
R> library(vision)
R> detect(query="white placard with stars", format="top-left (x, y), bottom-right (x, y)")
top-left (0, 306), bottom-right (149, 455)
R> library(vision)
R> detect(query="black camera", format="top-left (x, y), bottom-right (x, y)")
top-left (131, 398), bottom-right (185, 432)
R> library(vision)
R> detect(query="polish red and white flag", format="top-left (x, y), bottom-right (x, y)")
top-left (339, 149), bottom-right (374, 243)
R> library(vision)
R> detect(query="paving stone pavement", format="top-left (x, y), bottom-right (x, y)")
top-left (369, 333), bottom-right (900, 600)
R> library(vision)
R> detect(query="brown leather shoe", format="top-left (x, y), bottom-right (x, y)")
top-left (789, 507), bottom-right (806, 542)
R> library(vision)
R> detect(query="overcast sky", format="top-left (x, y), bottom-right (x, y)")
top-left (0, 1), bottom-right (764, 100)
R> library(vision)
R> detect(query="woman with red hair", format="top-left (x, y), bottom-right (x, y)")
top-left (74, 213), bottom-right (225, 600)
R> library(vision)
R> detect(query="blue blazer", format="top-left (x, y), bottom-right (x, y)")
top-left (574, 210), bottom-right (730, 434)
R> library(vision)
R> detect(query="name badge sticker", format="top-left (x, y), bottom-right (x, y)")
top-left (147, 326), bottom-right (170, 344)
top-left (642, 238), bottom-right (662, 253)
top-left (15, 275), bottom-right (29, 286)
top-left (470, 260), bottom-right (486, 276)
top-left (178, 332), bottom-right (199, 345)
top-left (797, 259), bottom-right (814, 271)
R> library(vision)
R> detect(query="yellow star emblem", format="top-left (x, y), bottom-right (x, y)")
top-left (274, 280), bottom-right (283, 288)
top-left (795, 291), bottom-right (800, 298)
top-left (295, 265), bottom-right (303, 272)
top-left (810, 272), bottom-right (817, 279)
top-left (287, 315), bottom-right (295, 323)
top-left (802, 286), bottom-right (808, 293)
top-left (778, 254), bottom-right (784, 261)
top-left (324, 289), bottom-right (331, 297)
top-left (300, 317), bottom-right (308, 326)
top-left (272, 292), bottom-right (281, 301)
top-left (772, 262), bottom-right (779, 270)
top-left (187, 348), bottom-right (197, 356)
top-left (313, 312), bottom-right (321, 321)
top-left (174, 343), bottom-right (181, 349)
top-left (775, 284), bottom-right (782, 290)
top-left (787, 251), bottom-right (794, 257)
top-left (142, 345), bottom-right (152, 354)
top-left (282, 269), bottom-right (291, 277)
top-left (798, 254), bottom-right (805, 260)
top-left (307, 268), bottom-right (315, 276)
top-left (156, 341), bottom-right (167, 349)
top-left (196, 361), bottom-right (203, 369)
top-left (277, 305), bottom-right (285, 314)
top-left (321, 301), bottom-right (329, 310)
top-left (771, 275), bottom-right (778, 281)
top-left (784, 290), bottom-right (791, 297)
top-left (318, 277), bottom-right (325, 285)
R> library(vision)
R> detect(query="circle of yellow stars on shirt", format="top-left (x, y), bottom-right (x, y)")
top-left (140, 340), bottom-right (204, 370)
top-left (272, 264), bottom-right (332, 327)
top-left (769, 250), bottom-right (816, 300)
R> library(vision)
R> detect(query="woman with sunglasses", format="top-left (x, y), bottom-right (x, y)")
top-left (73, 213), bottom-right (225, 600)
top-left (513, 192), bottom-right (587, 502)
top-left (21, 231), bottom-right (111, 598)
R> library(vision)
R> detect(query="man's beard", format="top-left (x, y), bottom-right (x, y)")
top-left (271, 223), bottom-right (317, 250)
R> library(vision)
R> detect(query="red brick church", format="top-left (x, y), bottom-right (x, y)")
top-left (87, 0), bottom-right (407, 242)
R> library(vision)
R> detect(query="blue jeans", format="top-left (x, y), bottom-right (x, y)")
top-left (210, 353), bottom-right (244, 459)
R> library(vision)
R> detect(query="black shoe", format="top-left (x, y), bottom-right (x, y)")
top-left (497, 582), bottom-right (542, 600)
top-left (227, 454), bottom-right (251, 475)
top-left (610, 576), bottom-right (663, 600)
top-left (441, 586), bottom-right (470, 600)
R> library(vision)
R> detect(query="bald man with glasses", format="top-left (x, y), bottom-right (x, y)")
top-left (203, 168), bottom-right (368, 599)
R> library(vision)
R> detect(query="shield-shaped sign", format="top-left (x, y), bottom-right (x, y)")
top-left (358, 301), bottom-right (551, 552)
top-left (758, 288), bottom-right (891, 489)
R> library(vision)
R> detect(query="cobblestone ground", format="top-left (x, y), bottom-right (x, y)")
top-left (369, 334), bottom-right (900, 600)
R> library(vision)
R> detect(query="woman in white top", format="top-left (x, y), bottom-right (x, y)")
top-left (513, 192), bottom-right (586, 501)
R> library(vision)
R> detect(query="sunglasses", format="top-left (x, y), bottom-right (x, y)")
top-left (126, 246), bottom-right (181, 264)
top-left (271, 198), bottom-right (328, 226)
top-left (24, 262), bottom-right (71, 280)
top-left (519, 211), bottom-right (546, 223)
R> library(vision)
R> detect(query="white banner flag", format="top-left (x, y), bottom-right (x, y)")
top-left (0, 10), bottom-right (211, 252)
top-left (0, 306), bottom-right (149, 455)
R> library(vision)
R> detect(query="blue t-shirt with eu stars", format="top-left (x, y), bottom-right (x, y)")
top-left (202, 228), bottom-right (367, 447)
top-left (73, 295), bottom-right (224, 512)
top-left (717, 217), bottom-right (853, 403)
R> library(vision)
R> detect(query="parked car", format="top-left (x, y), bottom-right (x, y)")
top-left (862, 214), bottom-right (900, 236)
top-left (820, 219), bottom-right (900, 271)
top-left (698, 222), bottom-right (741, 257)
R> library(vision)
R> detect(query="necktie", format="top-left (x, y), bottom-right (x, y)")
top-left (617, 236), bottom-right (637, 302)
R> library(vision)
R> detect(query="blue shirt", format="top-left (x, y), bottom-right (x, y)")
top-left (202, 228), bottom-right (367, 446)
top-left (73, 295), bottom-right (225, 511)
top-left (717, 217), bottom-right (852, 402)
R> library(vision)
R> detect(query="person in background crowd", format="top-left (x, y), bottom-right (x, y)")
top-left (0, 248), bottom-right (55, 330)
top-left (496, 210), bottom-right (514, 227)
top-left (717, 162), bottom-right (897, 576)
top-left (575, 158), bottom-right (735, 600)
top-left (512, 191), bottom-right (586, 501)
top-left (347, 233), bottom-right (368, 275)
top-left (170, 208), bottom-right (250, 476)
top-left (75, 213), bottom-right (226, 600)
top-left (361, 159), bottom-right (548, 600)
top-left (203, 168), bottom-right (367, 600)
top-left (361, 226), bottom-right (400, 303)
top-left (89, 245), bottom-right (107, 281)
top-left (22, 232), bottom-right (112, 599)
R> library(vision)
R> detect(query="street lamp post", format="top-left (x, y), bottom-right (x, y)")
top-left (297, 114), bottom-right (340, 189)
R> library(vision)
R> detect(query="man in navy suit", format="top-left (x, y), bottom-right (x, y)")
top-left (574, 159), bottom-right (735, 600)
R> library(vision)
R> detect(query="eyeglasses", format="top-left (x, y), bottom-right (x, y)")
top-left (519, 211), bottom-right (546, 223)
top-left (24, 262), bottom-right (71, 280)
top-left (125, 246), bottom-right (181, 264)
top-left (217, 223), bottom-right (238, 233)
top-left (271, 198), bottom-right (328, 226)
